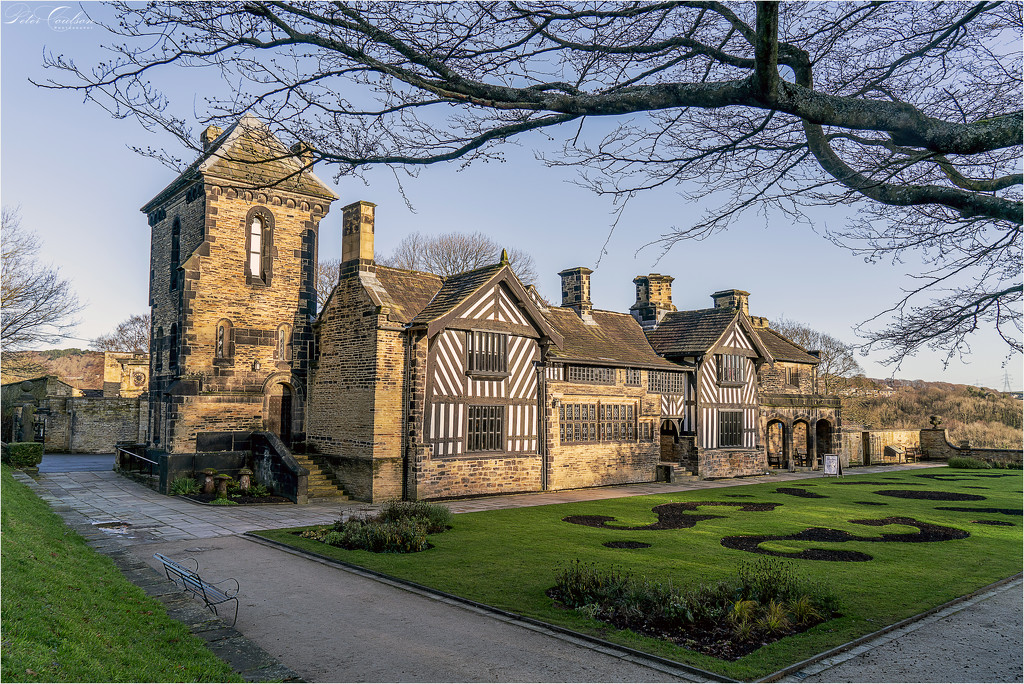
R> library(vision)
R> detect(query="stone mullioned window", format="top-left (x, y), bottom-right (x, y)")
top-left (649, 370), bottom-right (685, 393)
top-left (559, 402), bottom-right (645, 443)
top-left (566, 365), bottom-right (615, 385)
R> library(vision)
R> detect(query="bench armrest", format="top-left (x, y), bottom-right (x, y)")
top-left (209, 577), bottom-right (240, 597)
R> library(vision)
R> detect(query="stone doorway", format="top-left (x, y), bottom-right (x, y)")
top-left (816, 419), bottom-right (833, 456)
top-left (266, 383), bottom-right (293, 444)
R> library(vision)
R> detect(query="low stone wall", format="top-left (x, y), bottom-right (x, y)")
top-left (699, 448), bottom-right (765, 478)
top-left (411, 450), bottom-right (542, 500)
top-left (549, 442), bottom-right (659, 490)
top-left (920, 428), bottom-right (1023, 464)
top-left (44, 397), bottom-right (147, 453)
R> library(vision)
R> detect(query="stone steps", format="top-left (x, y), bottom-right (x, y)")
top-left (293, 454), bottom-right (349, 499)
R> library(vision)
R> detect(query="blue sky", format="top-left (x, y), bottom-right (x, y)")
top-left (2, 2), bottom-right (1020, 390)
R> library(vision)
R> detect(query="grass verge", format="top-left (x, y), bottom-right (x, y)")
top-left (254, 467), bottom-right (1023, 680)
top-left (1, 465), bottom-right (240, 682)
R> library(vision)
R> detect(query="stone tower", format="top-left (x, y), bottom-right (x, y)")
top-left (141, 116), bottom-right (338, 454)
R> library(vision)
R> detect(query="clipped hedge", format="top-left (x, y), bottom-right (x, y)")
top-left (2, 442), bottom-right (44, 468)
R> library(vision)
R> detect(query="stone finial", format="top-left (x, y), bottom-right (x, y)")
top-left (201, 125), bottom-right (224, 151)
top-left (290, 141), bottom-right (315, 165)
top-left (929, 415), bottom-right (942, 428)
top-left (500, 248), bottom-right (509, 265)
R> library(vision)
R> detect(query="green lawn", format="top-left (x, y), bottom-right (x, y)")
top-left (255, 467), bottom-right (1023, 680)
top-left (0, 465), bottom-right (240, 683)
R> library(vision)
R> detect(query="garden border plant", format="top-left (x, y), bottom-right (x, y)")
top-left (297, 499), bottom-right (452, 553)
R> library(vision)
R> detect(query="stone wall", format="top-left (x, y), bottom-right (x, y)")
top-left (548, 441), bottom-right (658, 490)
top-left (758, 361), bottom-right (817, 394)
top-left (44, 397), bottom-right (146, 453)
top-left (920, 428), bottom-right (1023, 464)
top-left (411, 449), bottom-right (543, 500)
top-left (840, 428), bottom-right (920, 465)
top-left (699, 448), bottom-right (765, 478)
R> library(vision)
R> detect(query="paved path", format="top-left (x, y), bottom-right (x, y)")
top-left (19, 459), bottom-right (1023, 682)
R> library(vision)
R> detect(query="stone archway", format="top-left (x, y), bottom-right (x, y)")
top-left (793, 420), bottom-right (812, 467)
top-left (766, 419), bottom-right (786, 468)
top-left (265, 382), bottom-right (293, 444)
top-left (816, 419), bottom-right (833, 457)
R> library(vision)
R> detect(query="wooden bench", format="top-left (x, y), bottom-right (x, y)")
top-left (154, 553), bottom-right (239, 626)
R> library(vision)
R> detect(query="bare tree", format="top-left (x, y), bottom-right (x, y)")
top-left (316, 257), bottom-right (341, 311)
top-left (772, 318), bottom-right (863, 395)
top-left (91, 313), bottom-right (151, 353)
top-left (1, 207), bottom-right (81, 350)
top-left (380, 231), bottom-right (538, 283)
top-left (42, 2), bottom-right (1022, 364)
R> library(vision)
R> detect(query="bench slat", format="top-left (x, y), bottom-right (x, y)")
top-left (154, 553), bottom-right (238, 626)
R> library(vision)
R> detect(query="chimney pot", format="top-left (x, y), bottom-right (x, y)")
top-left (630, 274), bottom-right (676, 328)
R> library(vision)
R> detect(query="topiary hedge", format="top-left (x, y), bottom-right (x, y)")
top-left (2, 442), bottom-right (44, 468)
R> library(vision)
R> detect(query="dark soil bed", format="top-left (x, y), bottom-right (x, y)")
top-left (721, 517), bottom-right (968, 562)
top-left (874, 489), bottom-right (985, 501)
top-left (185, 492), bottom-right (292, 505)
top-left (854, 501), bottom-right (889, 506)
top-left (775, 487), bottom-right (827, 498)
top-left (971, 519), bottom-right (1015, 526)
top-left (936, 506), bottom-right (1022, 516)
top-left (564, 501), bottom-right (780, 531)
top-left (833, 480), bottom-right (924, 485)
top-left (602, 540), bottom-right (652, 549)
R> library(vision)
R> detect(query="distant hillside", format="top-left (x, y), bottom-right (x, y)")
top-left (842, 378), bottom-right (1022, 449)
top-left (1, 349), bottom-right (105, 390)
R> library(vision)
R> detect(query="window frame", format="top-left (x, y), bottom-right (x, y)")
top-left (716, 354), bottom-right (745, 386)
top-left (215, 319), bottom-right (234, 361)
top-left (466, 330), bottom-right (508, 377)
top-left (559, 401), bottom-right (638, 443)
top-left (275, 323), bottom-right (293, 362)
top-left (566, 365), bottom-right (616, 385)
top-left (244, 208), bottom-right (274, 286)
top-left (625, 368), bottom-right (642, 386)
top-left (649, 370), bottom-right (685, 393)
top-left (466, 405), bottom-right (504, 452)
top-left (718, 410), bottom-right (744, 448)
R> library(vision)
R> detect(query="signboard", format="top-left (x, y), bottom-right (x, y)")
top-left (823, 453), bottom-right (842, 477)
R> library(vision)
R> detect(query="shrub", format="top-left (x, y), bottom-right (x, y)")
top-left (379, 499), bottom-right (453, 533)
top-left (169, 477), bottom-right (199, 496)
top-left (788, 595), bottom-right (824, 626)
top-left (948, 457), bottom-right (991, 469)
top-left (336, 518), bottom-right (428, 553)
top-left (2, 442), bottom-right (43, 468)
top-left (248, 482), bottom-right (271, 497)
top-left (210, 498), bottom-right (238, 506)
top-left (757, 600), bottom-right (792, 635)
top-left (737, 557), bottom-right (800, 604)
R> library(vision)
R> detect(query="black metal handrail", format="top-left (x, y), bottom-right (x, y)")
top-left (116, 445), bottom-right (157, 478)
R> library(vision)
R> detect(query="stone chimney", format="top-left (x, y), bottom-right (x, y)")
top-left (711, 289), bottom-right (750, 316)
top-left (749, 315), bottom-right (770, 329)
top-left (558, 267), bottom-right (593, 320)
top-left (341, 200), bottom-right (376, 274)
top-left (630, 274), bottom-right (676, 328)
top-left (201, 125), bottom-right (224, 151)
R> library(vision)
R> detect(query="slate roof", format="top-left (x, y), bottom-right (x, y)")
top-left (755, 328), bottom-right (820, 364)
top-left (142, 115), bottom-right (337, 212)
top-left (409, 263), bottom-right (506, 326)
top-left (373, 266), bottom-right (444, 324)
top-left (544, 308), bottom-right (682, 369)
top-left (645, 307), bottom-right (740, 357)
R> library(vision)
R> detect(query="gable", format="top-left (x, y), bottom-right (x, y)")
top-left (413, 265), bottom-right (563, 347)
top-left (711, 319), bottom-right (759, 356)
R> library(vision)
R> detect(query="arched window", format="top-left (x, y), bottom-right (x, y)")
top-left (169, 323), bottom-right (178, 369)
top-left (215, 319), bottom-right (234, 360)
top-left (275, 323), bottom-right (292, 362)
top-left (245, 209), bottom-right (273, 285)
top-left (154, 327), bottom-right (164, 371)
top-left (169, 218), bottom-right (180, 291)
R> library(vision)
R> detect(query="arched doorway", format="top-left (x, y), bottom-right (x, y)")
top-left (766, 420), bottom-right (786, 468)
top-left (793, 420), bottom-right (811, 467)
top-left (266, 383), bottom-right (293, 444)
top-left (816, 419), bottom-right (833, 457)
top-left (660, 420), bottom-right (679, 462)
